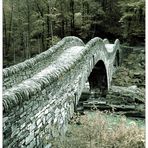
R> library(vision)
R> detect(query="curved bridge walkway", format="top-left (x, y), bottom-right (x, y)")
top-left (3, 36), bottom-right (121, 147)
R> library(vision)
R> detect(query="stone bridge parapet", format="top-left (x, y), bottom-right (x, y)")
top-left (3, 36), bottom-right (121, 147)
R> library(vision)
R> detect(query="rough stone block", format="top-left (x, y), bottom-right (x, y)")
top-left (29, 123), bottom-right (36, 132)
top-left (25, 132), bottom-right (34, 145)
top-left (45, 144), bottom-right (52, 148)
top-left (28, 139), bottom-right (36, 148)
top-left (38, 122), bottom-right (43, 129)
top-left (21, 123), bottom-right (26, 129)
top-left (36, 118), bottom-right (42, 126)
top-left (20, 112), bottom-right (26, 118)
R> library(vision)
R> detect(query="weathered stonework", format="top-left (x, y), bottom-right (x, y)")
top-left (3, 36), bottom-right (120, 147)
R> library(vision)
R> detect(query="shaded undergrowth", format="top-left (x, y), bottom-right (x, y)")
top-left (51, 111), bottom-right (145, 148)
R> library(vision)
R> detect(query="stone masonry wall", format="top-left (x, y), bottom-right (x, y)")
top-left (3, 36), bottom-right (84, 91)
top-left (3, 36), bottom-right (120, 147)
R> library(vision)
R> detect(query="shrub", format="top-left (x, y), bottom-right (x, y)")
top-left (51, 111), bottom-right (145, 148)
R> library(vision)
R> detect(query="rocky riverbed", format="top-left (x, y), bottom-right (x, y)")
top-left (110, 46), bottom-right (145, 117)
top-left (77, 46), bottom-right (145, 118)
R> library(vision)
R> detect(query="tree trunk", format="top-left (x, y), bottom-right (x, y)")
top-left (38, 38), bottom-right (41, 53)
top-left (61, 20), bottom-right (65, 38)
top-left (92, 19), bottom-right (96, 38)
top-left (18, 0), bottom-right (24, 61)
top-left (3, 9), bottom-right (7, 57)
top-left (101, 0), bottom-right (107, 11)
top-left (26, 0), bottom-right (31, 58)
top-left (13, 40), bottom-right (15, 64)
top-left (60, 2), bottom-right (65, 38)
top-left (47, 4), bottom-right (50, 48)
top-left (35, 1), bottom-right (45, 51)
top-left (48, 0), bottom-right (53, 46)
top-left (70, 0), bottom-right (75, 35)
top-left (8, 0), bottom-right (14, 51)
top-left (50, 21), bottom-right (53, 45)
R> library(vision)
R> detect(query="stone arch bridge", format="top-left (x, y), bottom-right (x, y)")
top-left (3, 36), bottom-right (121, 147)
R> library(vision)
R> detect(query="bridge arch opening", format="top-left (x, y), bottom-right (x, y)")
top-left (88, 60), bottom-right (108, 97)
top-left (114, 50), bottom-right (120, 67)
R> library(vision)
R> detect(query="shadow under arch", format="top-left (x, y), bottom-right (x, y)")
top-left (88, 60), bottom-right (108, 97)
top-left (114, 50), bottom-right (120, 67)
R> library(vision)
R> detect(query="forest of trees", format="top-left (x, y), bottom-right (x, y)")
top-left (3, 0), bottom-right (145, 67)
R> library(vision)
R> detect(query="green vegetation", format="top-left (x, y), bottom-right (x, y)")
top-left (49, 111), bottom-right (145, 148)
top-left (112, 48), bottom-right (145, 89)
top-left (3, 0), bottom-right (145, 67)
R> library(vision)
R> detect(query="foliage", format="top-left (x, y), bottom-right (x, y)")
top-left (119, 0), bottom-right (145, 44)
top-left (112, 48), bottom-right (145, 88)
top-left (3, 0), bottom-right (145, 67)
